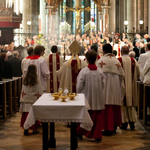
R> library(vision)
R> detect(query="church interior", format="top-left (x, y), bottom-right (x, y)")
top-left (0, 0), bottom-right (150, 150)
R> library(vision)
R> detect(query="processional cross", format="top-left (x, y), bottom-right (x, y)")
top-left (65, 0), bottom-right (91, 34)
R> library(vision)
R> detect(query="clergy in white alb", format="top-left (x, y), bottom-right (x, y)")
top-left (24, 45), bottom-right (50, 91)
top-left (138, 43), bottom-right (150, 81)
top-left (77, 51), bottom-right (105, 142)
top-left (57, 40), bottom-right (87, 93)
top-left (45, 45), bottom-right (63, 93)
top-left (21, 47), bottom-right (34, 78)
top-left (97, 43), bottom-right (125, 135)
top-left (118, 45), bottom-right (140, 130)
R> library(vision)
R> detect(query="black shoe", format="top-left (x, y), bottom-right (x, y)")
top-left (102, 130), bottom-right (113, 136)
top-left (33, 130), bottom-right (39, 134)
top-left (120, 122), bottom-right (128, 130)
top-left (76, 134), bottom-right (83, 140)
top-left (129, 122), bottom-right (135, 130)
top-left (95, 138), bottom-right (101, 143)
top-left (24, 129), bottom-right (28, 136)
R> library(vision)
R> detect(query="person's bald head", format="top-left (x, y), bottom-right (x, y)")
top-left (121, 45), bottom-right (129, 55)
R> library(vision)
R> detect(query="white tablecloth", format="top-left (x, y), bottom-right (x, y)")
top-left (24, 93), bottom-right (93, 131)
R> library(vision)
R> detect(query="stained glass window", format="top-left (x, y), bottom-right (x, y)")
top-left (81, 0), bottom-right (84, 34)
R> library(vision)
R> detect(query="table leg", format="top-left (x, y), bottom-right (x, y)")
top-left (42, 123), bottom-right (48, 150)
top-left (70, 122), bottom-right (78, 150)
top-left (49, 122), bottom-right (56, 148)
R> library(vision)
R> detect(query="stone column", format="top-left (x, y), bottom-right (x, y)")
top-left (84, 0), bottom-right (90, 25)
top-left (66, 0), bottom-right (73, 33)
top-left (127, 0), bottom-right (136, 33)
top-left (0, 0), bottom-right (5, 6)
top-left (40, 0), bottom-right (46, 36)
top-left (119, 0), bottom-right (125, 33)
top-left (144, 0), bottom-right (148, 33)
top-left (102, 0), bottom-right (111, 35)
top-left (138, 0), bottom-right (144, 33)
top-left (109, 0), bottom-right (115, 34)
top-left (31, 0), bottom-right (39, 35)
top-left (22, 0), bottom-right (31, 34)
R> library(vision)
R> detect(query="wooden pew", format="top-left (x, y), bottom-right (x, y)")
top-left (16, 77), bottom-right (22, 109)
top-left (12, 79), bottom-right (17, 112)
top-left (0, 82), bottom-right (7, 119)
top-left (0, 80), bottom-right (13, 115)
top-left (143, 84), bottom-right (150, 125)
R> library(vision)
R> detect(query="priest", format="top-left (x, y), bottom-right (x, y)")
top-left (118, 45), bottom-right (140, 130)
top-left (97, 43), bottom-right (125, 135)
top-left (45, 45), bottom-right (63, 93)
top-left (57, 40), bottom-right (87, 93)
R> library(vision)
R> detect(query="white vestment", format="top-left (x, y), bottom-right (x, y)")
top-left (138, 51), bottom-right (150, 81)
top-left (24, 57), bottom-right (50, 91)
top-left (77, 67), bottom-right (105, 110)
top-left (142, 58), bottom-right (150, 84)
top-left (118, 55), bottom-right (140, 123)
top-left (20, 82), bottom-right (43, 112)
top-left (57, 57), bottom-right (87, 93)
top-left (96, 53), bottom-right (125, 106)
top-left (113, 43), bottom-right (124, 58)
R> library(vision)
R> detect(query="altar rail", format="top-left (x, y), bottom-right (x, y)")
top-left (137, 81), bottom-right (150, 125)
top-left (0, 77), bottom-right (22, 119)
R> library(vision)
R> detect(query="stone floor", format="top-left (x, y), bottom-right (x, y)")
top-left (0, 113), bottom-right (150, 150)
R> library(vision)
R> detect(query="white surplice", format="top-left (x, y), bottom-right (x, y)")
top-left (20, 82), bottom-right (43, 112)
top-left (24, 57), bottom-right (50, 91)
top-left (76, 67), bottom-right (105, 110)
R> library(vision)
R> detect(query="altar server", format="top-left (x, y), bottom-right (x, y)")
top-left (20, 64), bottom-right (43, 135)
top-left (25, 45), bottom-right (50, 91)
top-left (77, 50), bottom-right (105, 142)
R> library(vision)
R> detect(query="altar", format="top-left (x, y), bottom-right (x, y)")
top-left (24, 93), bottom-right (93, 150)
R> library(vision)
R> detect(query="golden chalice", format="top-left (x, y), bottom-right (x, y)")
top-left (51, 93), bottom-right (59, 100)
top-left (60, 94), bottom-right (68, 102)
top-left (67, 93), bottom-right (76, 100)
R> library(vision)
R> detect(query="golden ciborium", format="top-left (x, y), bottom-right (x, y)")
top-left (67, 93), bottom-right (76, 100)
top-left (60, 94), bottom-right (68, 102)
top-left (51, 93), bottom-right (59, 100)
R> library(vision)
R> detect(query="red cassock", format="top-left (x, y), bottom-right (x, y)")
top-left (71, 60), bottom-right (81, 93)
top-left (20, 112), bottom-right (40, 130)
top-left (77, 110), bottom-right (104, 139)
top-left (103, 105), bottom-right (122, 131)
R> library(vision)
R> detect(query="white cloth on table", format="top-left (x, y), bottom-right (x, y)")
top-left (24, 93), bottom-right (93, 131)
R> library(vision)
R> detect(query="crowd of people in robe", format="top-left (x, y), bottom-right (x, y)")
top-left (0, 32), bottom-right (150, 142)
